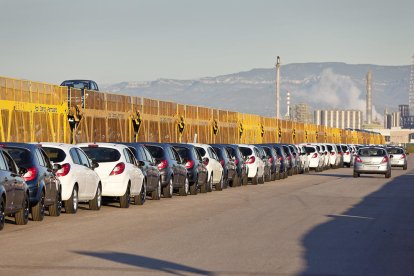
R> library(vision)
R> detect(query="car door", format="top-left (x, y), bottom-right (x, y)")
top-left (0, 152), bottom-right (14, 211)
top-left (207, 147), bottom-right (221, 183)
top-left (123, 148), bottom-right (141, 195)
top-left (75, 148), bottom-right (96, 198)
top-left (36, 148), bottom-right (58, 204)
top-left (3, 151), bottom-right (26, 211)
top-left (142, 146), bottom-right (158, 186)
top-left (171, 147), bottom-right (185, 183)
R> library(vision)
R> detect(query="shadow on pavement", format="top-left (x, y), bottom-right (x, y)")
top-left (74, 251), bottom-right (213, 275)
top-left (300, 170), bottom-right (414, 275)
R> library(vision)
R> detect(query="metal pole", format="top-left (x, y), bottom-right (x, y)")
top-left (276, 56), bottom-right (281, 119)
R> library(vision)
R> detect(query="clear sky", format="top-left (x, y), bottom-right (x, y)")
top-left (0, 0), bottom-right (413, 85)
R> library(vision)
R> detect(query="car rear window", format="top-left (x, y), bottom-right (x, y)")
top-left (358, 148), bottom-right (386, 157)
top-left (196, 147), bottom-right (206, 157)
top-left (4, 147), bottom-right (32, 167)
top-left (336, 145), bottom-right (342, 152)
top-left (239, 147), bottom-right (253, 157)
top-left (212, 147), bottom-right (224, 159)
top-left (81, 147), bottom-right (121, 162)
top-left (145, 145), bottom-right (164, 159)
top-left (263, 147), bottom-right (272, 156)
top-left (174, 147), bottom-right (191, 160)
top-left (305, 147), bottom-right (316, 153)
top-left (387, 148), bottom-right (404, 154)
top-left (327, 145), bottom-right (333, 151)
top-left (341, 145), bottom-right (348, 152)
top-left (43, 147), bottom-right (66, 163)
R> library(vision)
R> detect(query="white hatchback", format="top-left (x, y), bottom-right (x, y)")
top-left (189, 143), bottom-right (224, 191)
top-left (304, 145), bottom-right (323, 172)
top-left (238, 144), bottom-right (265, 184)
top-left (42, 143), bottom-right (102, 213)
top-left (79, 143), bottom-right (145, 208)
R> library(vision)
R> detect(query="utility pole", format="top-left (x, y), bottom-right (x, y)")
top-left (275, 56), bottom-right (281, 119)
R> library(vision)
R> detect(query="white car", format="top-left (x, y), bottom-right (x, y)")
top-left (41, 143), bottom-right (102, 213)
top-left (340, 144), bottom-right (352, 167)
top-left (189, 143), bottom-right (224, 191)
top-left (296, 145), bottom-right (310, 173)
top-left (325, 143), bottom-right (341, 168)
top-left (304, 145), bottom-right (323, 172)
top-left (238, 144), bottom-right (265, 184)
top-left (318, 144), bottom-right (330, 169)
top-left (79, 143), bottom-right (145, 208)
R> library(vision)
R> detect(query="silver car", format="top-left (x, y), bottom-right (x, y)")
top-left (387, 147), bottom-right (408, 170)
top-left (353, 147), bottom-right (391, 178)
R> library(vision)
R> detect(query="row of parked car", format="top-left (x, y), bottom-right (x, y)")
top-left (0, 141), bottom-right (405, 231)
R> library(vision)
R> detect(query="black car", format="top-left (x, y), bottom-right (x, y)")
top-left (288, 144), bottom-right (301, 174)
top-left (218, 144), bottom-right (248, 186)
top-left (61, 79), bottom-right (99, 91)
top-left (282, 144), bottom-right (296, 176)
top-left (265, 144), bottom-right (288, 179)
top-left (2, 143), bottom-right (62, 221)
top-left (0, 148), bottom-right (30, 230)
top-left (171, 143), bottom-right (208, 194)
top-left (256, 145), bottom-right (281, 181)
top-left (139, 143), bottom-right (188, 197)
top-left (122, 143), bottom-right (162, 200)
top-left (211, 144), bottom-right (237, 188)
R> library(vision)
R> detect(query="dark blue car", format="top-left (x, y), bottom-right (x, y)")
top-left (2, 143), bottom-right (62, 221)
top-left (215, 144), bottom-right (248, 186)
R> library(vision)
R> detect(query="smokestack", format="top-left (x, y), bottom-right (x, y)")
top-left (275, 56), bottom-right (281, 118)
top-left (366, 70), bottom-right (372, 124)
top-left (285, 91), bottom-right (291, 119)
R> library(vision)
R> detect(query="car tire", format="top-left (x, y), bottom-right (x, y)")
top-left (231, 173), bottom-right (239, 187)
top-left (385, 171), bottom-right (391, 178)
top-left (152, 179), bottom-right (162, 200)
top-left (242, 173), bottom-right (248, 186)
top-left (353, 171), bottom-right (359, 178)
top-left (134, 181), bottom-right (146, 205)
top-left (403, 164), bottom-right (407, 170)
top-left (288, 168), bottom-right (293, 176)
top-left (15, 194), bottom-right (30, 225)
top-left (0, 198), bottom-right (5, 231)
top-left (258, 172), bottom-right (265, 184)
top-left (190, 179), bottom-right (198, 195)
top-left (179, 177), bottom-right (189, 196)
top-left (215, 174), bottom-right (223, 191)
top-left (49, 189), bottom-right (62, 217)
top-left (119, 184), bottom-right (131, 208)
top-left (65, 186), bottom-right (78, 214)
top-left (252, 171), bottom-right (258, 185)
top-left (31, 190), bottom-right (45, 221)
top-left (89, 185), bottom-right (102, 210)
top-left (162, 177), bottom-right (173, 198)
top-left (207, 175), bottom-right (213, 192)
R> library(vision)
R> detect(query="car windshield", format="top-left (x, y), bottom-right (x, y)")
top-left (4, 147), bottom-right (32, 167)
top-left (387, 148), bottom-right (404, 154)
top-left (81, 147), bottom-right (121, 162)
top-left (43, 147), bottom-right (66, 163)
top-left (145, 145), bottom-right (164, 159)
top-left (358, 148), bottom-right (386, 157)
top-left (239, 147), bottom-right (253, 157)
top-left (61, 80), bottom-right (89, 89)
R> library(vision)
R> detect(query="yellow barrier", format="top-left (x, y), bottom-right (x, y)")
top-left (0, 76), bottom-right (385, 145)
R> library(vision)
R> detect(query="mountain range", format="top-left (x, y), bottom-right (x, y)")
top-left (101, 62), bottom-right (411, 121)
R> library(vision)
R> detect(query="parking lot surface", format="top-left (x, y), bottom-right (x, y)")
top-left (1, 157), bottom-right (413, 275)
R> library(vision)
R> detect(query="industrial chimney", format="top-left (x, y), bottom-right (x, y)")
top-left (366, 70), bottom-right (372, 124)
top-left (275, 56), bottom-right (281, 119)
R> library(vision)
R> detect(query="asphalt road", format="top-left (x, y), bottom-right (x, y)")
top-left (1, 157), bottom-right (414, 276)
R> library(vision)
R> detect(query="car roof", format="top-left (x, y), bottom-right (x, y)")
top-left (77, 142), bottom-right (128, 150)
top-left (39, 142), bottom-right (76, 150)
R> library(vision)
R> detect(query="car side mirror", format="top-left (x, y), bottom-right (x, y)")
top-left (91, 160), bottom-right (99, 169)
top-left (53, 163), bottom-right (62, 172)
top-left (19, 167), bottom-right (28, 176)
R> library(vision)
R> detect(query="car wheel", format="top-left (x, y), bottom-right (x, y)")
top-left (0, 198), bottom-right (4, 231)
top-left (353, 171), bottom-right (359, 178)
top-left (89, 185), bottom-right (102, 210)
top-left (403, 164), bottom-right (407, 170)
top-left (288, 168), bottom-right (293, 176)
top-left (252, 171), bottom-right (258, 185)
top-left (215, 174), bottom-right (223, 191)
top-left (15, 194), bottom-right (30, 225)
top-left (190, 179), bottom-right (198, 195)
top-left (152, 179), bottom-right (162, 200)
top-left (258, 172), bottom-right (265, 184)
top-left (134, 181), bottom-right (146, 205)
top-left (200, 175), bottom-right (208, 193)
top-left (207, 175), bottom-right (213, 192)
top-left (31, 190), bottom-right (45, 221)
top-left (49, 189), bottom-right (62, 217)
top-left (179, 177), bottom-right (189, 196)
top-left (242, 173), bottom-right (248, 185)
top-left (231, 173), bottom-right (239, 187)
top-left (65, 186), bottom-right (78, 214)
top-left (385, 170), bottom-right (391, 178)
top-left (162, 177), bottom-right (173, 198)
top-left (119, 184), bottom-right (131, 208)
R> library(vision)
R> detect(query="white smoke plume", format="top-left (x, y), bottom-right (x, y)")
top-left (298, 68), bottom-right (383, 123)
